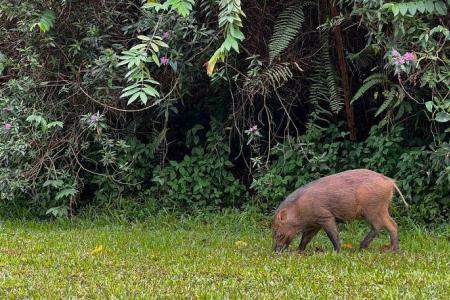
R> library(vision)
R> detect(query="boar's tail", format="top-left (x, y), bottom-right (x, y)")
top-left (392, 182), bottom-right (409, 208)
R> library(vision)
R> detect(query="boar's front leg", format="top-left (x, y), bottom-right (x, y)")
top-left (321, 219), bottom-right (341, 252)
top-left (298, 228), bottom-right (320, 252)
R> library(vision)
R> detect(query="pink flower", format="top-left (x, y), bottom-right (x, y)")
top-left (391, 49), bottom-right (401, 57)
top-left (90, 114), bottom-right (98, 121)
top-left (403, 52), bottom-right (415, 61)
top-left (248, 125), bottom-right (258, 133)
top-left (160, 56), bottom-right (169, 66)
top-left (394, 56), bottom-right (405, 65)
top-left (391, 49), bottom-right (405, 65)
top-left (4, 123), bottom-right (12, 130)
top-left (162, 31), bottom-right (170, 39)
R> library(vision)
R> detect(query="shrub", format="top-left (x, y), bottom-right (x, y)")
top-left (149, 121), bottom-right (245, 211)
top-left (252, 124), bottom-right (449, 222)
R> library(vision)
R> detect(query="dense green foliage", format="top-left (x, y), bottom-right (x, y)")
top-left (0, 1), bottom-right (449, 222)
top-left (0, 213), bottom-right (449, 298)
top-left (253, 125), bottom-right (449, 222)
top-left (149, 121), bottom-right (245, 210)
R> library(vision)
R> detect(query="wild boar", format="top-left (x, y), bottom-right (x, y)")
top-left (272, 169), bottom-right (408, 253)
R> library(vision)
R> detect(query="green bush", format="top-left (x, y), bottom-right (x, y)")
top-left (1, 0), bottom-right (448, 224)
top-left (149, 121), bottom-right (245, 211)
top-left (252, 125), bottom-right (449, 222)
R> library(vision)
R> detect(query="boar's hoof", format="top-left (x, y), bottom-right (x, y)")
top-left (381, 244), bottom-right (399, 252)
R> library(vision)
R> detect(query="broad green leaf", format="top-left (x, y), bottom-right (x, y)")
top-left (122, 83), bottom-right (140, 92)
top-left (417, 1), bottom-right (426, 13)
top-left (117, 59), bottom-right (131, 66)
top-left (43, 179), bottom-right (64, 188)
top-left (408, 4), bottom-right (417, 15)
top-left (142, 2), bottom-right (161, 9)
top-left (139, 92), bottom-right (148, 104)
top-left (425, 0), bottom-right (435, 13)
top-left (131, 43), bottom-right (147, 50)
top-left (435, 112), bottom-right (450, 122)
top-left (31, 10), bottom-right (55, 33)
top-left (434, 1), bottom-right (448, 15)
top-left (230, 38), bottom-right (239, 52)
top-left (47, 121), bottom-right (64, 129)
top-left (153, 40), bottom-right (169, 48)
top-left (137, 35), bottom-right (151, 41)
top-left (169, 60), bottom-right (177, 72)
top-left (143, 86), bottom-right (159, 97)
top-left (150, 42), bottom-right (159, 53)
top-left (144, 78), bottom-right (160, 85)
top-left (152, 52), bottom-right (160, 66)
top-left (127, 91), bottom-right (141, 104)
top-left (55, 188), bottom-right (77, 200)
top-left (229, 25), bottom-right (245, 41)
top-left (425, 101), bottom-right (434, 112)
top-left (399, 4), bottom-right (408, 15)
top-left (120, 87), bottom-right (141, 98)
top-left (392, 5), bottom-right (400, 16)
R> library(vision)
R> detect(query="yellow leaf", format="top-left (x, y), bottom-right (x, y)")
top-left (90, 245), bottom-right (104, 255)
top-left (342, 243), bottom-right (353, 249)
top-left (206, 60), bottom-right (216, 76)
top-left (235, 240), bottom-right (248, 248)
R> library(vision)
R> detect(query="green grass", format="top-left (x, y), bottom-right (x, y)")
top-left (0, 212), bottom-right (449, 299)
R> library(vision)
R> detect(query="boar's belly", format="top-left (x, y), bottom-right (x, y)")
top-left (327, 195), bottom-right (363, 221)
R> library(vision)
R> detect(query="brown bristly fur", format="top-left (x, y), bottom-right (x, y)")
top-left (272, 169), bottom-right (408, 253)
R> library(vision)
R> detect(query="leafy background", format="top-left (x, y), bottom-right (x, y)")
top-left (0, 0), bottom-right (449, 223)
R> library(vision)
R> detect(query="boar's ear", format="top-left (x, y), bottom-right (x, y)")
top-left (277, 209), bottom-right (288, 223)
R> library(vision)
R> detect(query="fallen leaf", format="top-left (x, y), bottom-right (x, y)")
top-left (235, 240), bottom-right (248, 248)
top-left (343, 243), bottom-right (353, 249)
top-left (90, 245), bottom-right (104, 256)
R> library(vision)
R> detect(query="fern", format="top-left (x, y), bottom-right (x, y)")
top-left (307, 35), bottom-right (344, 126)
top-left (324, 56), bottom-right (343, 114)
top-left (243, 59), bottom-right (294, 96)
top-left (31, 10), bottom-right (55, 33)
top-left (262, 63), bottom-right (293, 89)
top-left (268, 5), bottom-right (305, 63)
top-left (351, 73), bottom-right (387, 104)
top-left (375, 89), bottom-right (395, 117)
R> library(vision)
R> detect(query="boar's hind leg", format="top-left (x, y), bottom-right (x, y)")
top-left (321, 219), bottom-right (341, 252)
top-left (298, 228), bottom-right (320, 252)
top-left (384, 215), bottom-right (399, 251)
top-left (359, 226), bottom-right (381, 250)
top-left (362, 213), bottom-right (399, 251)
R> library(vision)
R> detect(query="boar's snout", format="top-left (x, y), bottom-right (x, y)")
top-left (273, 242), bottom-right (288, 253)
top-left (272, 230), bottom-right (291, 253)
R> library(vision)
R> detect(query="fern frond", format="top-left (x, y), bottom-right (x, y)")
top-left (324, 56), bottom-right (343, 114)
top-left (307, 34), bottom-right (343, 125)
top-left (351, 73), bottom-right (387, 104)
top-left (363, 73), bottom-right (388, 82)
top-left (243, 62), bottom-right (293, 96)
top-left (262, 63), bottom-right (293, 88)
top-left (375, 89), bottom-right (395, 117)
top-left (268, 5), bottom-right (305, 63)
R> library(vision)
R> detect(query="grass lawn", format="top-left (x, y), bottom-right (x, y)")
top-left (0, 212), bottom-right (449, 299)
